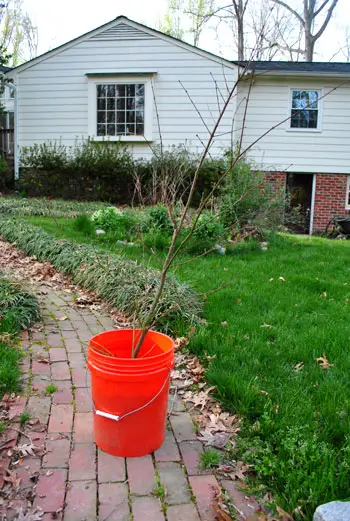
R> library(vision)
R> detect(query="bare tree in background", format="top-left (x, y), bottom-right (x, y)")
top-left (0, 0), bottom-right (38, 65)
top-left (158, 0), bottom-right (185, 41)
top-left (187, 0), bottom-right (215, 46)
top-left (270, 0), bottom-right (339, 61)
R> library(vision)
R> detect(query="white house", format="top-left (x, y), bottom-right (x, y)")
top-left (2, 16), bottom-right (350, 233)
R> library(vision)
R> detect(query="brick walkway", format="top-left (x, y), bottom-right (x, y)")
top-left (1, 287), bottom-right (259, 521)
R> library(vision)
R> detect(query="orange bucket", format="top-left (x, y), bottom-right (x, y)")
top-left (87, 329), bottom-right (174, 457)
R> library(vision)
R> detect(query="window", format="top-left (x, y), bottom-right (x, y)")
top-left (97, 83), bottom-right (145, 137)
top-left (346, 176), bottom-right (350, 210)
top-left (290, 90), bottom-right (320, 130)
top-left (88, 76), bottom-right (153, 142)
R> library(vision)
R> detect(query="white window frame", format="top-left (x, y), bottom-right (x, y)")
top-left (346, 176), bottom-right (350, 210)
top-left (88, 75), bottom-right (153, 142)
top-left (286, 88), bottom-right (323, 133)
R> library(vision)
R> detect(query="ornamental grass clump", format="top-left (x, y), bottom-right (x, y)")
top-left (0, 219), bottom-right (201, 330)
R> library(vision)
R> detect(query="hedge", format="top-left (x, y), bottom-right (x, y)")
top-left (0, 219), bottom-right (202, 330)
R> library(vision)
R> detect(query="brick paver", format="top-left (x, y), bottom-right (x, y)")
top-left (0, 284), bottom-right (257, 520)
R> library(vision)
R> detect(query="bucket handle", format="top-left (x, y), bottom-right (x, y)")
top-left (93, 370), bottom-right (171, 423)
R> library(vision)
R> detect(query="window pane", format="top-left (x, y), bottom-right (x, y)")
top-left (117, 98), bottom-right (125, 110)
top-left (126, 84), bottom-right (135, 97)
top-left (107, 124), bottom-right (116, 136)
top-left (97, 85), bottom-right (107, 97)
top-left (97, 98), bottom-right (106, 110)
top-left (107, 98), bottom-right (115, 110)
top-left (116, 85), bottom-right (125, 97)
top-left (136, 123), bottom-right (144, 135)
top-left (291, 109), bottom-right (318, 129)
top-left (97, 124), bottom-right (106, 136)
top-left (136, 84), bottom-right (145, 96)
top-left (136, 109), bottom-right (144, 123)
top-left (107, 111), bottom-right (115, 123)
top-left (116, 111), bottom-right (126, 123)
top-left (308, 110), bottom-right (318, 128)
top-left (126, 110), bottom-right (135, 123)
top-left (97, 111), bottom-right (106, 123)
top-left (292, 90), bottom-right (318, 110)
top-left (126, 123), bottom-right (135, 135)
top-left (107, 85), bottom-right (115, 97)
top-left (117, 124), bottom-right (125, 135)
top-left (126, 98), bottom-right (135, 110)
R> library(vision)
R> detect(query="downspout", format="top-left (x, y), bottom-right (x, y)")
top-left (309, 174), bottom-right (316, 235)
top-left (10, 82), bottom-right (19, 180)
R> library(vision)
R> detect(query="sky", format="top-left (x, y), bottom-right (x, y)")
top-left (21, 0), bottom-right (350, 62)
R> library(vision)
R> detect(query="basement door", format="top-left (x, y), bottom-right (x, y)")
top-left (286, 173), bottom-right (314, 234)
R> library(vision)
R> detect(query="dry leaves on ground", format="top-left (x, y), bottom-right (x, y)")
top-left (15, 508), bottom-right (44, 521)
top-left (316, 354), bottom-right (333, 370)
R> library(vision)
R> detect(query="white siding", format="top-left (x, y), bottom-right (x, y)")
top-left (12, 24), bottom-right (237, 159)
top-left (236, 76), bottom-right (350, 174)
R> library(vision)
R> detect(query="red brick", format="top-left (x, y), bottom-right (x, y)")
top-left (127, 455), bottom-right (156, 495)
top-left (47, 333), bottom-right (63, 348)
top-left (51, 361), bottom-right (70, 380)
top-left (27, 396), bottom-right (51, 424)
top-left (49, 348), bottom-right (67, 362)
top-left (32, 360), bottom-right (51, 375)
top-left (34, 469), bottom-right (67, 512)
top-left (154, 429), bottom-right (181, 462)
top-left (64, 480), bottom-right (97, 521)
top-left (72, 367), bottom-right (89, 387)
top-left (221, 480), bottom-right (261, 520)
top-left (8, 396), bottom-right (26, 420)
top-left (43, 438), bottom-right (70, 468)
top-left (52, 380), bottom-right (73, 404)
top-left (98, 449), bottom-right (125, 483)
top-left (64, 338), bottom-right (83, 352)
top-left (67, 351), bottom-right (85, 367)
top-left (15, 457), bottom-right (41, 490)
top-left (170, 413), bottom-right (197, 442)
top-left (75, 387), bottom-right (92, 412)
top-left (189, 475), bottom-right (221, 521)
top-left (179, 441), bottom-right (208, 476)
top-left (167, 504), bottom-right (201, 521)
top-left (132, 497), bottom-right (165, 521)
top-left (98, 482), bottom-right (129, 520)
top-left (48, 404), bottom-right (73, 433)
top-left (32, 375), bottom-right (50, 393)
top-left (73, 412), bottom-right (94, 443)
top-left (69, 442), bottom-right (96, 480)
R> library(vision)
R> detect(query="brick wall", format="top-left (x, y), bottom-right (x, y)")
top-left (312, 174), bottom-right (350, 232)
top-left (264, 172), bottom-right (286, 193)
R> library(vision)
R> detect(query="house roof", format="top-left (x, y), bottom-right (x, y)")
top-left (0, 65), bottom-right (12, 73)
top-left (7, 16), bottom-right (236, 75)
top-left (235, 61), bottom-right (350, 75)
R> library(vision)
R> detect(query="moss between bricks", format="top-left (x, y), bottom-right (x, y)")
top-left (0, 219), bottom-right (202, 331)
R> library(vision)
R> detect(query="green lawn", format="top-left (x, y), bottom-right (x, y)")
top-left (21, 215), bottom-right (350, 518)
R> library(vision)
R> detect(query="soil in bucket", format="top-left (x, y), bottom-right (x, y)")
top-left (87, 329), bottom-right (174, 457)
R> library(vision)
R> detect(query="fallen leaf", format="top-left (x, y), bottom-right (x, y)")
top-left (4, 468), bottom-right (21, 488)
top-left (278, 276), bottom-right (286, 282)
top-left (316, 354), bottom-right (333, 370)
top-left (269, 278), bottom-right (274, 282)
top-left (221, 321), bottom-right (228, 327)
top-left (45, 470), bottom-right (53, 476)
top-left (212, 503), bottom-right (234, 521)
top-left (260, 323), bottom-right (273, 329)
top-left (320, 291), bottom-right (327, 298)
top-left (15, 508), bottom-right (44, 521)
top-left (174, 337), bottom-right (189, 350)
top-left (294, 362), bottom-right (304, 372)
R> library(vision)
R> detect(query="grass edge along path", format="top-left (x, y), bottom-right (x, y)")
top-left (0, 274), bottom-right (40, 399)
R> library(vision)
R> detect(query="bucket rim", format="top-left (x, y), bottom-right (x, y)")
top-left (88, 328), bottom-right (174, 363)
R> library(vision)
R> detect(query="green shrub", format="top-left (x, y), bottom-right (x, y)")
top-left (0, 219), bottom-right (201, 330)
top-left (143, 230), bottom-right (171, 250)
top-left (19, 140), bottom-right (135, 203)
top-left (72, 214), bottom-right (95, 236)
top-left (193, 212), bottom-right (226, 242)
top-left (91, 206), bottom-right (124, 232)
top-left (219, 160), bottom-right (284, 233)
top-left (148, 204), bottom-right (173, 233)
